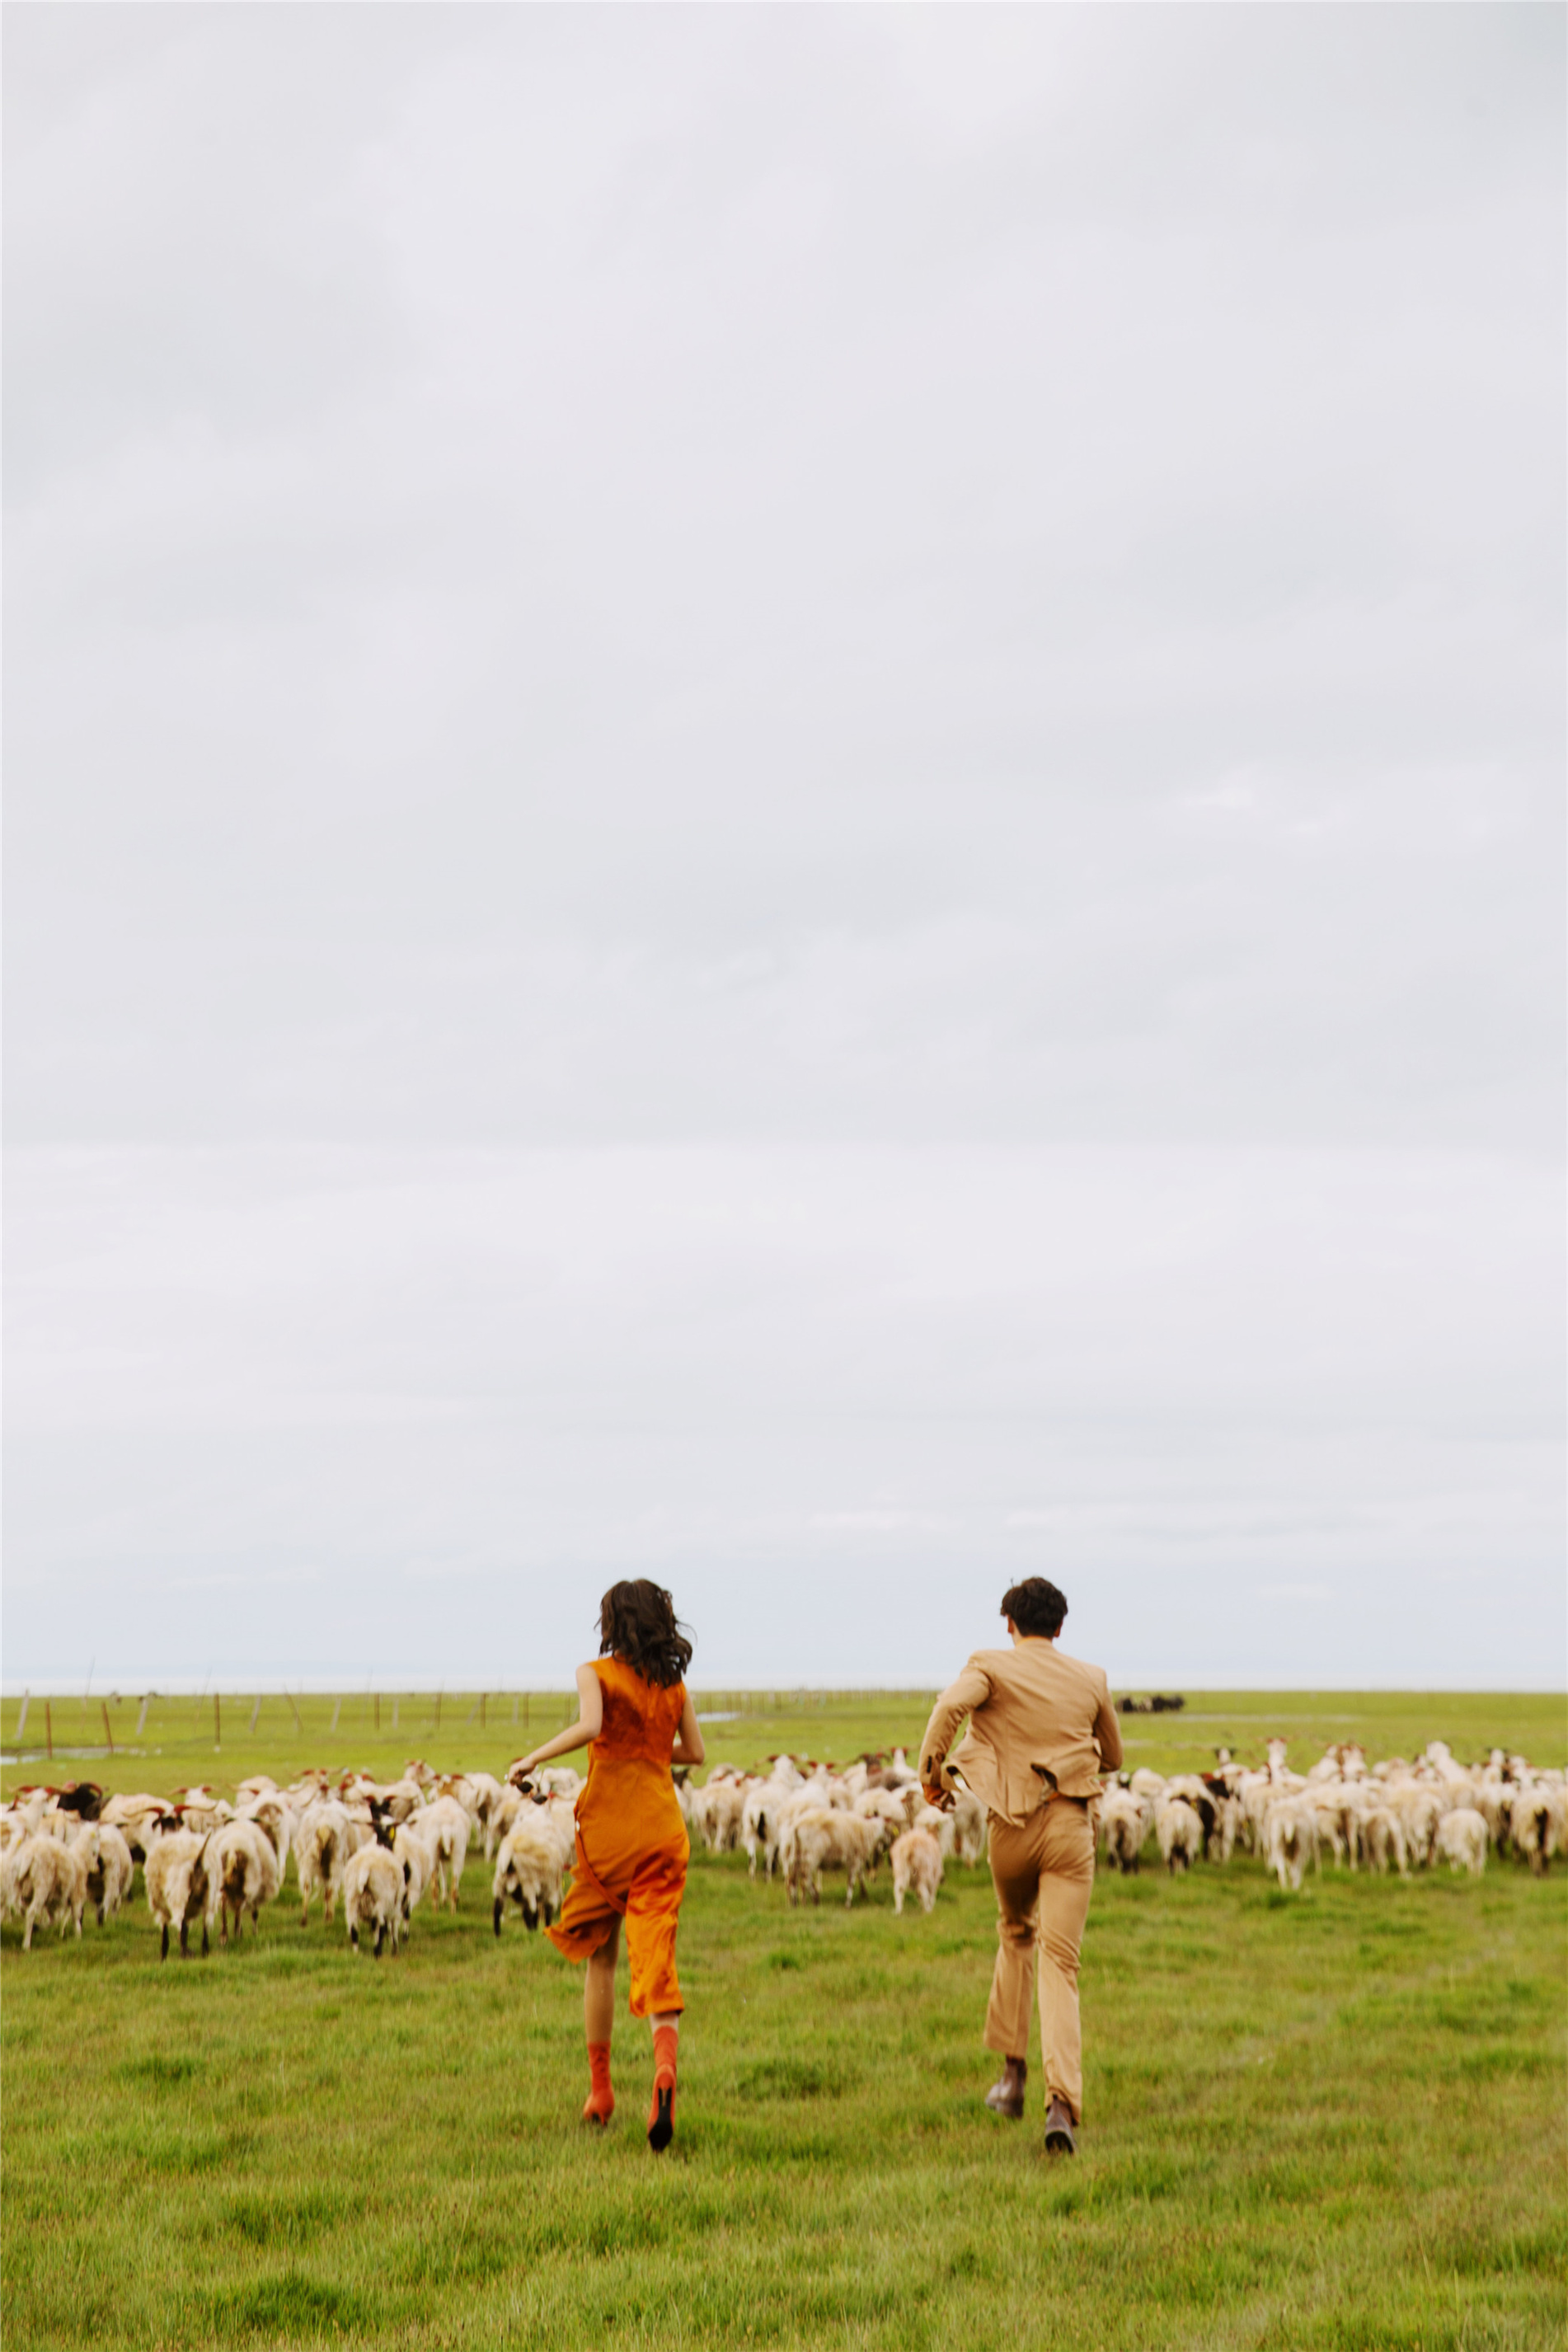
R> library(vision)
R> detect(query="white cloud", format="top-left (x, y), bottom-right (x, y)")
top-left (3, 10), bottom-right (1562, 1690)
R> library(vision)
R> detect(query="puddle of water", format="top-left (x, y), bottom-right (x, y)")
top-left (0, 1747), bottom-right (135, 1766)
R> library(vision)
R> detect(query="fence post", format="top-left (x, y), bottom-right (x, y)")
top-left (46, 1701), bottom-right (54, 1760)
top-left (102, 1702), bottom-right (115, 1755)
top-left (249, 1695), bottom-right (261, 1735)
top-left (16, 1691), bottom-right (28, 1739)
top-left (330, 1697), bottom-right (342, 1735)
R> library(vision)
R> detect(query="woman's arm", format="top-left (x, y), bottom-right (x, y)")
top-left (511, 1663), bottom-right (603, 1779)
top-left (670, 1689), bottom-right (705, 1770)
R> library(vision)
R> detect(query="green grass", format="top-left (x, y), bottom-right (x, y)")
top-left (3, 1693), bottom-right (1566, 2350)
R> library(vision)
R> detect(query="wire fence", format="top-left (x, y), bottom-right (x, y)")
top-left (0, 1686), bottom-right (938, 1763)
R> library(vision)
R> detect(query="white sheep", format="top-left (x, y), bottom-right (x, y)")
top-left (467, 1772), bottom-right (510, 1856)
top-left (237, 1796), bottom-right (295, 1885)
top-left (294, 1800), bottom-right (364, 1927)
top-left (342, 1842), bottom-right (411, 1956)
top-left (144, 1830), bottom-right (213, 1960)
top-left (698, 1776), bottom-right (749, 1854)
top-left (1433, 1808), bottom-right (1489, 1877)
top-left (393, 1819), bottom-right (438, 1913)
top-left (492, 1802), bottom-right (569, 1935)
top-left (913, 1800), bottom-right (959, 1861)
top-left (890, 1825), bottom-right (943, 1915)
top-left (100, 1792), bottom-right (178, 1858)
top-left (73, 1820), bottom-right (134, 1925)
top-left (171, 1790), bottom-right (234, 1836)
top-left (414, 1795), bottom-right (472, 1912)
top-left (784, 1807), bottom-right (887, 1908)
top-left (1360, 1807), bottom-right (1410, 1878)
top-left (741, 1780), bottom-right (789, 1881)
top-left (1155, 1794), bottom-right (1204, 1874)
top-left (951, 1787), bottom-right (988, 1866)
top-left (1508, 1786), bottom-right (1561, 1877)
top-left (207, 1818), bottom-right (283, 1945)
top-left (1099, 1785), bottom-right (1151, 1874)
top-left (3, 1833), bottom-right (88, 1946)
top-left (1265, 1797), bottom-right (1319, 1892)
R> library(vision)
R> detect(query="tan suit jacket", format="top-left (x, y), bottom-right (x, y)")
top-left (919, 1639), bottom-right (1123, 1826)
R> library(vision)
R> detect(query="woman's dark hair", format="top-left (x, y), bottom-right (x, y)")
top-left (1001, 1577), bottom-right (1068, 1640)
top-left (599, 1580), bottom-right (693, 1688)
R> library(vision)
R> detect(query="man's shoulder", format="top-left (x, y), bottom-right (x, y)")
top-left (1051, 1645), bottom-right (1110, 1691)
top-left (1006, 1642), bottom-right (1108, 1688)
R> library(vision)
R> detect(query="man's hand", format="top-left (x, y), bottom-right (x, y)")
top-left (922, 1776), bottom-right (955, 1814)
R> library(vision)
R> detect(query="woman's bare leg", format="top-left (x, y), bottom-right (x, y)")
top-left (585, 1918), bottom-right (621, 2043)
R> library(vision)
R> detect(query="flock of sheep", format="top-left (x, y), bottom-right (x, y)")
top-left (0, 1760), bottom-right (581, 1956)
top-left (0, 1733), bottom-right (1560, 1955)
top-left (660, 1736), bottom-right (1565, 1903)
top-left (1096, 1739), bottom-right (1566, 1890)
top-left (676, 1749), bottom-right (986, 1910)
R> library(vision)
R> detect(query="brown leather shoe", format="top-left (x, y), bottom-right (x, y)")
top-left (1044, 2096), bottom-right (1077, 2154)
top-left (984, 2057), bottom-right (1027, 2120)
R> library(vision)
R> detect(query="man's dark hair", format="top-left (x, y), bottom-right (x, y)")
top-left (599, 1579), bottom-right (694, 1688)
top-left (1001, 1578), bottom-right (1068, 1639)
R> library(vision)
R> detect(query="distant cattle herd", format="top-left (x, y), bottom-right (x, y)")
top-left (0, 1733), bottom-right (1561, 1955)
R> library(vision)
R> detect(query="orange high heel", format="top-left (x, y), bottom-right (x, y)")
top-left (583, 2040), bottom-right (614, 2124)
top-left (647, 2024), bottom-right (678, 2152)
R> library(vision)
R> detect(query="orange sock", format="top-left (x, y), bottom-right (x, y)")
top-left (647, 2024), bottom-right (678, 2151)
top-left (583, 2040), bottom-right (614, 2124)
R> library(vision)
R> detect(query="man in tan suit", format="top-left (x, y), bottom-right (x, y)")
top-left (920, 1577), bottom-right (1121, 2153)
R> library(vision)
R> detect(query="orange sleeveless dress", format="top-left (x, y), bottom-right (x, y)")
top-left (546, 1655), bottom-right (689, 2017)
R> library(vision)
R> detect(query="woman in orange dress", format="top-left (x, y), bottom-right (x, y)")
top-left (513, 1580), bottom-right (705, 2151)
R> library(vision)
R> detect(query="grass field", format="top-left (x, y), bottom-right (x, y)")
top-left (2, 1692), bottom-right (1565, 2350)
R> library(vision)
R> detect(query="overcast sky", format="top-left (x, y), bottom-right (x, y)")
top-left (5, 7), bottom-right (1563, 1696)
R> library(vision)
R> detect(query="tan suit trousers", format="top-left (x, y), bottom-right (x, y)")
top-left (984, 1799), bottom-right (1096, 2122)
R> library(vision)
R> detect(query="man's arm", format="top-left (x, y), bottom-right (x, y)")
top-left (1093, 1675), bottom-right (1124, 1774)
top-left (919, 1660), bottom-right (993, 1801)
